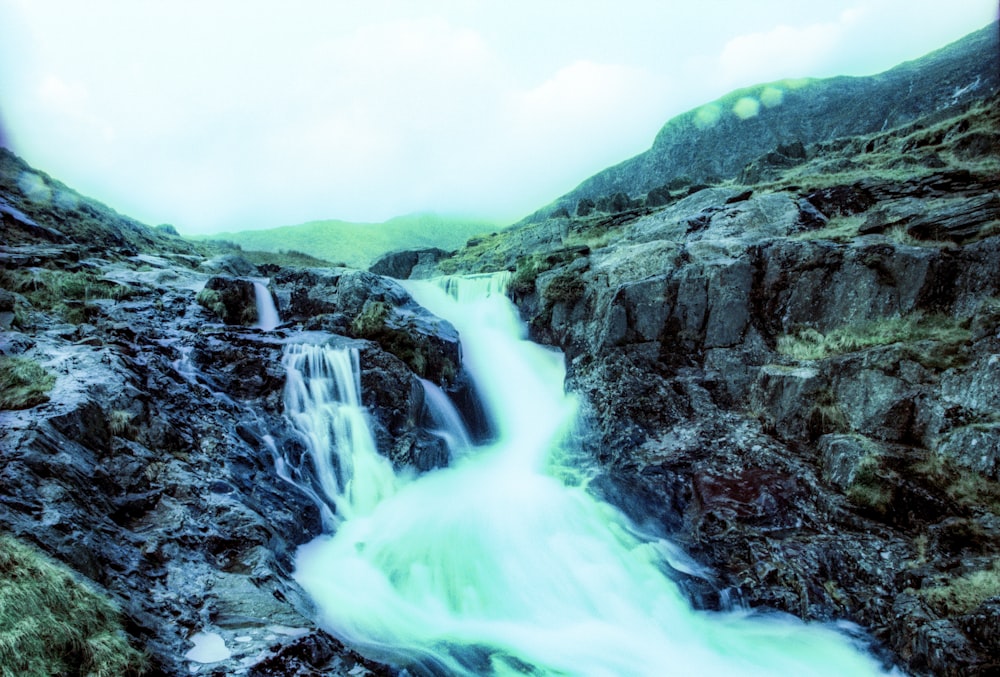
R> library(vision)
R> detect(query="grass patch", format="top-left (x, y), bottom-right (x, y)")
top-left (915, 452), bottom-right (1000, 514)
top-left (0, 356), bottom-right (55, 410)
top-left (921, 559), bottom-right (1000, 616)
top-left (794, 214), bottom-right (867, 242)
top-left (238, 249), bottom-right (337, 268)
top-left (846, 451), bottom-right (894, 516)
top-left (0, 269), bottom-right (133, 326)
top-left (777, 313), bottom-right (970, 362)
top-left (0, 534), bottom-right (146, 676)
top-left (436, 232), bottom-right (508, 275)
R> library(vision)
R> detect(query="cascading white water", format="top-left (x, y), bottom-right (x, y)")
top-left (282, 344), bottom-right (398, 528)
top-left (253, 281), bottom-right (281, 331)
top-left (286, 273), bottom-right (895, 676)
top-left (420, 378), bottom-right (473, 459)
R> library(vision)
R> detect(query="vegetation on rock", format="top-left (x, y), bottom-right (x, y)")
top-left (0, 534), bottom-right (146, 676)
top-left (0, 356), bottom-right (55, 410)
top-left (777, 313), bottom-right (971, 361)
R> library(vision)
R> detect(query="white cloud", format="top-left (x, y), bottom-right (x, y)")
top-left (1, 1), bottom-right (996, 232)
top-left (718, 18), bottom-right (847, 86)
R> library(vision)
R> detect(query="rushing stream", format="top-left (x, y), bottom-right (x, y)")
top-left (282, 273), bottom-right (893, 676)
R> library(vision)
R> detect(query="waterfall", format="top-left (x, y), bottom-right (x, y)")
top-left (253, 281), bottom-right (280, 331)
top-left (420, 378), bottom-right (472, 458)
top-left (281, 344), bottom-right (397, 528)
top-left (285, 273), bottom-right (895, 676)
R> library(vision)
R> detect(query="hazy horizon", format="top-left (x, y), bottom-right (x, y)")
top-left (0, 1), bottom-right (996, 235)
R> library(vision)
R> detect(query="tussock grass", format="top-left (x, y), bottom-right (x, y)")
top-left (846, 451), bottom-right (894, 516)
top-left (921, 558), bottom-right (1000, 616)
top-left (794, 214), bottom-right (867, 243)
top-left (0, 356), bottom-right (55, 410)
top-left (108, 410), bottom-right (134, 438)
top-left (0, 269), bottom-right (133, 326)
top-left (0, 535), bottom-right (146, 676)
top-left (777, 313), bottom-right (970, 362)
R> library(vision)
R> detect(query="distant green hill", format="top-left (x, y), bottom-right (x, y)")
top-left (197, 213), bottom-right (503, 268)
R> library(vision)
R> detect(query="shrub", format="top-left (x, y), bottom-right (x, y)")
top-left (0, 534), bottom-right (146, 676)
top-left (0, 356), bottom-right (55, 410)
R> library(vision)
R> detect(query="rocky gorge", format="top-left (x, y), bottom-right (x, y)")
top-left (1, 23), bottom-right (999, 677)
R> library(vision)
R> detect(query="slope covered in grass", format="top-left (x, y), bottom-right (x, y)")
top-left (199, 212), bottom-right (502, 268)
top-left (0, 535), bottom-right (145, 676)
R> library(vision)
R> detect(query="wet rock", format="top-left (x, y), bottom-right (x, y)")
top-left (199, 254), bottom-right (259, 276)
top-left (274, 268), bottom-right (461, 386)
top-left (197, 276), bottom-right (259, 326)
top-left (369, 247), bottom-right (450, 279)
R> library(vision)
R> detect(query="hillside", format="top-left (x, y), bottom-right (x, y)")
top-left (1, 21), bottom-right (999, 677)
top-left (199, 213), bottom-right (502, 268)
top-left (423, 86), bottom-right (1000, 675)
top-left (525, 21), bottom-right (998, 221)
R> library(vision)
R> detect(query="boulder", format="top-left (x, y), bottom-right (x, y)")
top-left (369, 248), bottom-right (449, 279)
top-left (196, 275), bottom-right (258, 325)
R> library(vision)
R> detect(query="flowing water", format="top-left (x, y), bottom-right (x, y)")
top-left (253, 280), bottom-right (281, 331)
top-left (283, 273), bottom-right (894, 676)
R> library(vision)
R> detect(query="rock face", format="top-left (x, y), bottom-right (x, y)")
top-left (502, 98), bottom-right (1000, 675)
top-left (368, 247), bottom-right (450, 279)
top-left (0, 228), bottom-right (465, 672)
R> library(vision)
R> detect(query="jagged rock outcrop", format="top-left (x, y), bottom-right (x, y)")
top-left (0, 191), bottom-right (467, 674)
top-left (0, 242), bottom-right (442, 674)
top-left (501, 97), bottom-right (1000, 675)
top-left (272, 267), bottom-right (461, 387)
top-left (369, 247), bottom-right (450, 279)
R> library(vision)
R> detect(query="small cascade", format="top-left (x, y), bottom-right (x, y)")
top-left (253, 281), bottom-right (280, 331)
top-left (287, 272), bottom-right (895, 676)
top-left (281, 344), bottom-right (397, 527)
top-left (420, 378), bottom-right (472, 458)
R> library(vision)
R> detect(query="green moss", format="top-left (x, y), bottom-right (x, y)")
top-left (921, 559), bottom-right (1000, 616)
top-left (194, 288), bottom-right (228, 321)
top-left (915, 452), bottom-right (1000, 514)
top-left (777, 313), bottom-right (970, 363)
top-left (0, 356), bottom-right (55, 410)
top-left (0, 534), bottom-right (146, 676)
top-left (509, 247), bottom-right (590, 299)
top-left (846, 452), bottom-right (894, 516)
top-left (351, 300), bottom-right (392, 337)
top-left (351, 301), bottom-right (456, 384)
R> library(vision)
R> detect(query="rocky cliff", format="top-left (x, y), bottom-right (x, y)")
top-left (1, 148), bottom-right (474, 674)
top-left (424, 92), bottom-right (1000, 674)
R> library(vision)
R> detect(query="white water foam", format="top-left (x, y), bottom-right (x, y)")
top-left (286, 273), bottom-right (895, 676)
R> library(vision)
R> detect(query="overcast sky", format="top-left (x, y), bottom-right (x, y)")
top-left (0, 1), bottom-right (996, 234)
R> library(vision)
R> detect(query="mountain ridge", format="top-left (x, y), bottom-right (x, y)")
top-left (521, 21), bottom-right (999, 222)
